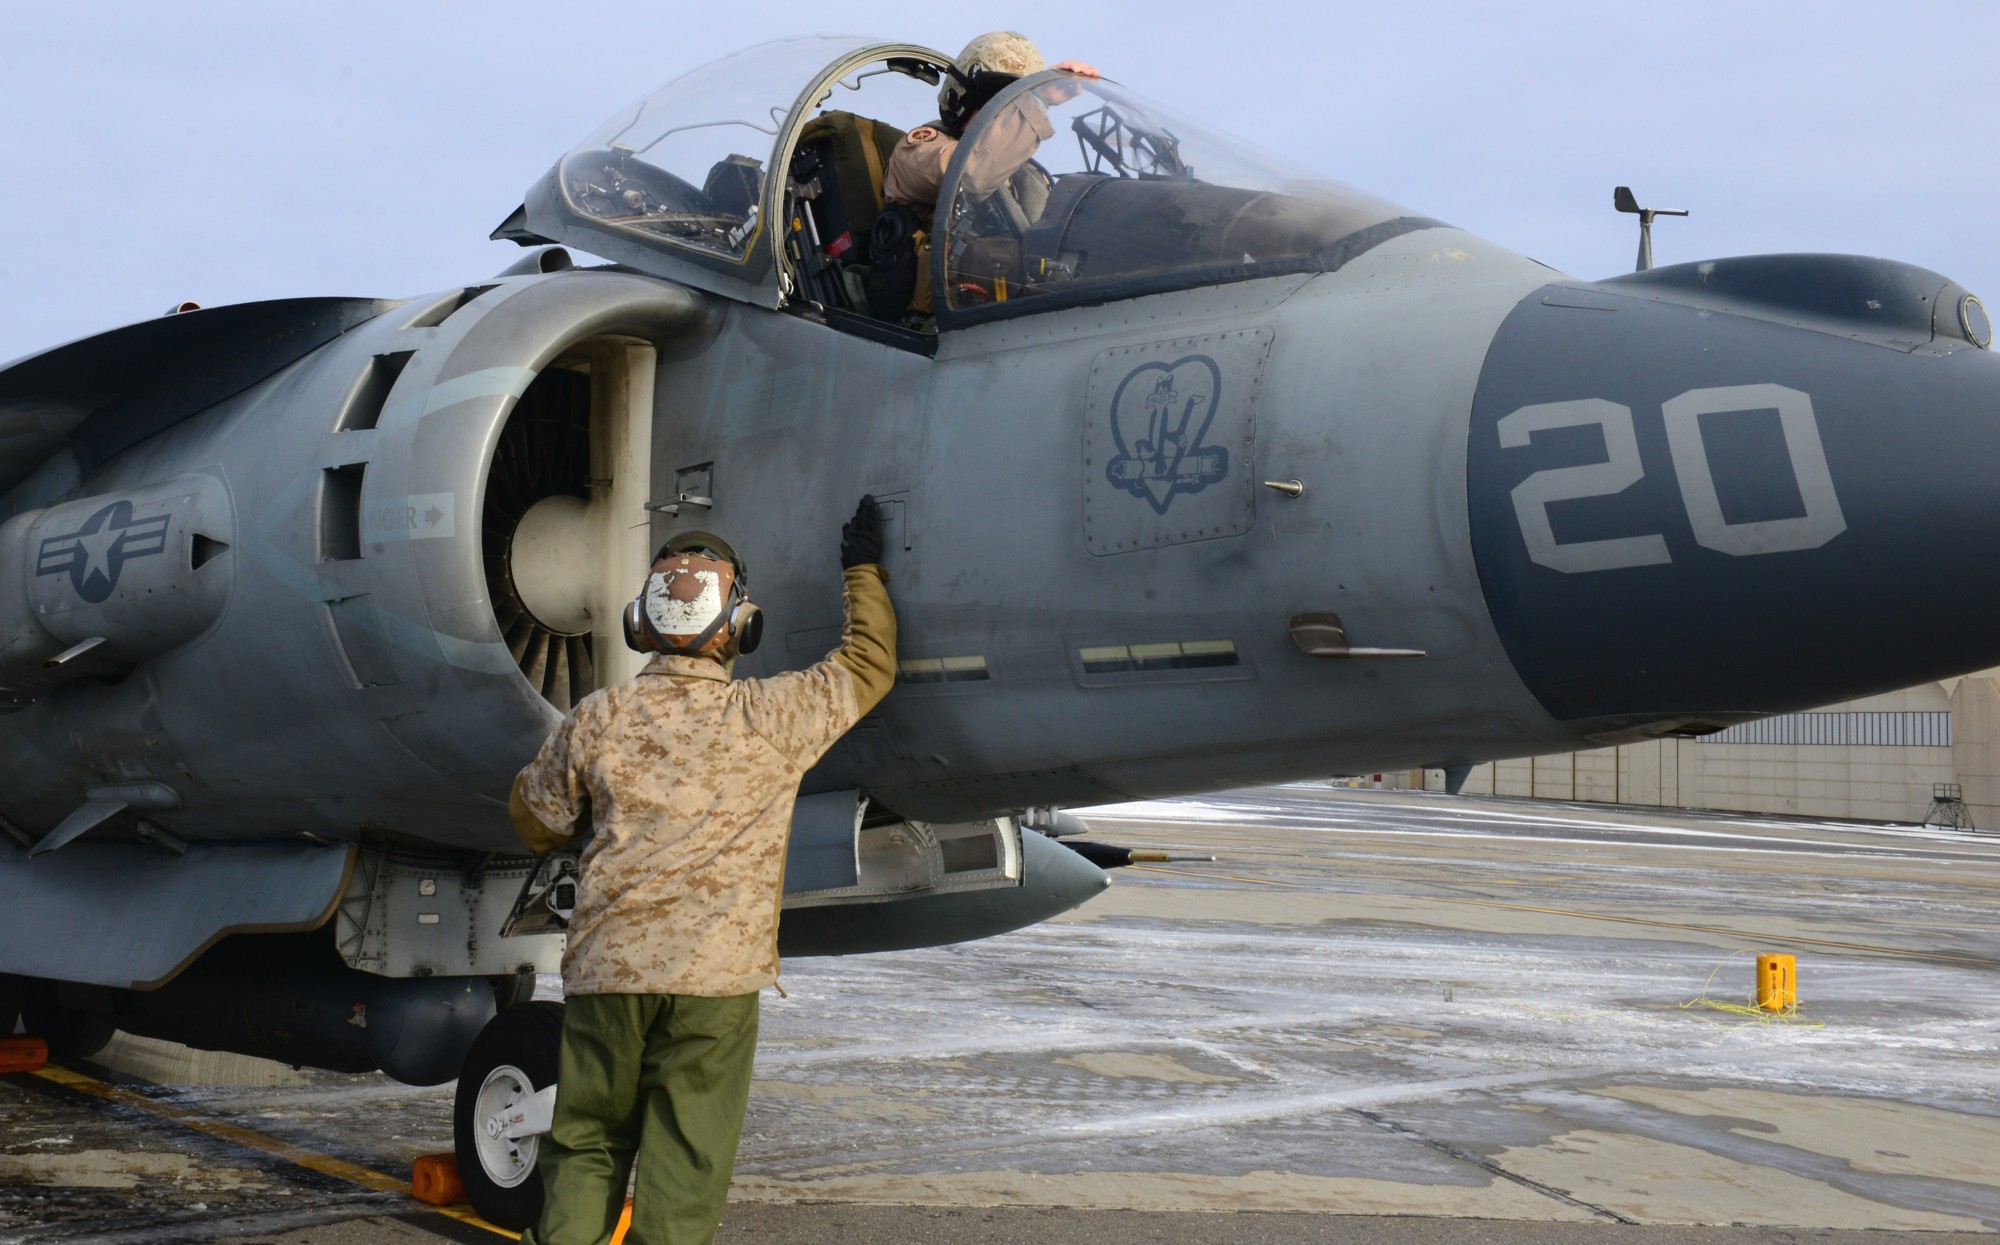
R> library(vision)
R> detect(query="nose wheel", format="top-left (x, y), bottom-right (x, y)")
top-left (452, 999), bottom-right (565, 1230)
top-left (0, 975), bottom-right (22, 1038)
top-left (17, 978), bottom-right (115, 1058)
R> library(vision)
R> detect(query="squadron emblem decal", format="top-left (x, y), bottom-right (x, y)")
top-left (1083, 328), bottom-right (1271, 556)
top-left (1103, 354), bottom-right (1229, 515)
top-left (35, 500), bottom-right (172, 603)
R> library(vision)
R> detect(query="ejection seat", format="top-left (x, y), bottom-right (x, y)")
top-left (786, 110), bottom-right (907, 317)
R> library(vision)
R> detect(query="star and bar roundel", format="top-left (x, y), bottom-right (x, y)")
top-left (35, 500), bottom-right (172, 604)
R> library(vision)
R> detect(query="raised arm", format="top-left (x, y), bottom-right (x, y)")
top-left (832, 496), bottom-right (897, 715)
top-left (738, 496), bottom-right (899, 764)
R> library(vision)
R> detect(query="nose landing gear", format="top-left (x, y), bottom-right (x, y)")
top-left (453, 1000), bottom-right (565, 1230)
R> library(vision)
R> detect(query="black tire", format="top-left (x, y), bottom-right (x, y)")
top-left (18, 980), bottom-right (115, 1059)
top-left (453, 999), bottom-right (565, 1231)
top-left (0, 975), bottom-right (23, 1036)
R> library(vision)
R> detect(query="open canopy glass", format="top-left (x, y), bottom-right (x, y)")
top-left (515, 41), bottom-right (1437, 324)
top-left (936, 73), bottom-right (1439, 323)
top-left (554, 36), bottom-right (881, 266)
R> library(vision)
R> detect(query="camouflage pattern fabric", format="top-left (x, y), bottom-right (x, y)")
top-left (511, 564), bottom-right (895, 997)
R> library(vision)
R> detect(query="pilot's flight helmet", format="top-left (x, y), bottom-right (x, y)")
top-left (938, 31), bottom-right (1045, 135)
top-left (622, 532), bottom-right (764, 659)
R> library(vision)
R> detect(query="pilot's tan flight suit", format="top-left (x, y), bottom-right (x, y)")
top-left (510, 561), bottom-right (895, 1245)
top-left (880, 96), bottom-right (1056, 218)
top-left (879, 99), bottom-right (1055, 316)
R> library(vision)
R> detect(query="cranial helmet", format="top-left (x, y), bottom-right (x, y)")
top-left (938, 31), bottom-right (1045, 135)
top-left (622, 533), bottom-right (764, 659)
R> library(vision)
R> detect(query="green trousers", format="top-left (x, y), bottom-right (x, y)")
top-left (522, 991), bottom-right (760, 1245)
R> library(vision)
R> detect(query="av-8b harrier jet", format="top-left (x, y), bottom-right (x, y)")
top-left (2, 36), bottom-right (1995, 1227)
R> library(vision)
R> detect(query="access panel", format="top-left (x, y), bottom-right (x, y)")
top-left (1082, 328), bottom-right (1272, 555)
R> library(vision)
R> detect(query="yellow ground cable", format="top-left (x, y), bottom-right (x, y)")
top-left (1487, 950), bottom-right (1824, 1030)
top-left (29, 1064), bottom-right (519, 1239)
top-left (1124, 866), bottom-right (1997, 967)
top-left (1677, 949), bottom-right (1824, 1029)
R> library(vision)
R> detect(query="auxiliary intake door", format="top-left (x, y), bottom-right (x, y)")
top-left (782, 789), bottom-right (1023, 909)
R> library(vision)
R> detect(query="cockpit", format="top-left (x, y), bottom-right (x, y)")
top-left (501, 38), bottom-right (1434, 342)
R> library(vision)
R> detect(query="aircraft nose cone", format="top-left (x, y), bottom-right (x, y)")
top-left (1467, 257), bottom-right (2000, 730)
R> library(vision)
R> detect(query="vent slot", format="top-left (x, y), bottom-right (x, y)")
top-left (335, 350), bottom-right (415, 431)
top-left (190, 534), bottom-right (229, 570)
top-left (1080, 640), bottom-right (1238, 674)
top-left (898, 656), bottom-right (990, 684)
top-left (402, 284), bottom-right (499, 330)
top-left (1074, 638), bottom-right (1253, 688)
top-left (319, 464), bottom-right (365, 561)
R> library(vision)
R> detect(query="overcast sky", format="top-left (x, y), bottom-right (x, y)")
top-left (2, 1), bottom-right (1994, 362)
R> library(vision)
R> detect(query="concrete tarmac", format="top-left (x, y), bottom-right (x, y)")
top-left (182, 1206), bottom-right (2000, 1245)
top-left (3, 785), bottom-right (1997, 1243)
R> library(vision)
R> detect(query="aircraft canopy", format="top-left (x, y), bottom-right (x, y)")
top-left (512, 40), bottom-right (1437, 324)
top-left (935, 73), bottom-right (1434, 326)
top-left (550, 37), bottom-right (875, 268)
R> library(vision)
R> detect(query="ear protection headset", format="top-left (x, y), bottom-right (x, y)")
top-left (938, 67), bottom-right (1022, 137)
top-left (622, 532), bottom-right (764, 658)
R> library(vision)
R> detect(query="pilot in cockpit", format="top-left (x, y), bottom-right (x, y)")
top-left (864, 32), bottom-right (1097, 320)
top-left (884, 33), bottom-right (1097, 220)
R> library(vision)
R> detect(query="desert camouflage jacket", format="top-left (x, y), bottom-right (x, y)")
top-left (510, 564), bottom-right (896, 996)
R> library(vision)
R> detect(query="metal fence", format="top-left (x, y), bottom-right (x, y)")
top-left (1703, 711), bottom-right (1953, 748)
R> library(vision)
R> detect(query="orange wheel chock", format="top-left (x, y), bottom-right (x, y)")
top-left (0, 1037), bottom-right (48, 1074)
top-left (410, 1153), bottom-right (466, 1206)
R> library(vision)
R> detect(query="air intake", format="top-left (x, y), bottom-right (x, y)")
top-left (484, 368), bottom-right (595, 711)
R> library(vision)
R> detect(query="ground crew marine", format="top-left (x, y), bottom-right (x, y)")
top-left (509, 498), bottom-right (895, 1245)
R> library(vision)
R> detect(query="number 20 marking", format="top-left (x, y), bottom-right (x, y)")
top-left (1497, 383), bottom-right (1847, 574)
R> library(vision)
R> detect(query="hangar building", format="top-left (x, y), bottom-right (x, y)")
top-left (1417, 670), bottom-right (2000, 828)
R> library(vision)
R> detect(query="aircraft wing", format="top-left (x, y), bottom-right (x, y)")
top-left (0, 841), bottom-right (358, 989)
top-left (0, 297), bottom-right (395, 498)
